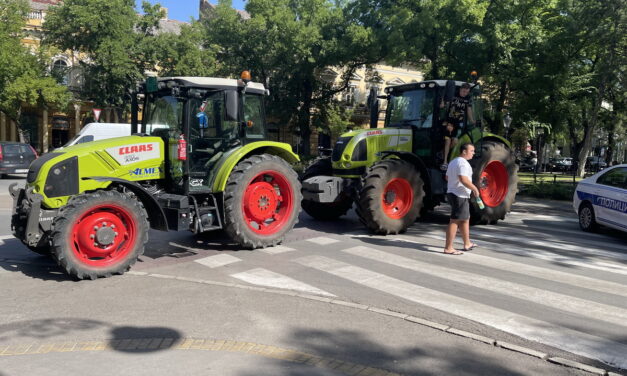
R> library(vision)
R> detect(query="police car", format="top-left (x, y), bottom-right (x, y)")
top-left (573, 164), bottom-right (627, 233)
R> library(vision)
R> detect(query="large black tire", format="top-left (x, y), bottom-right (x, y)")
top-left (356, 159), bottom-right (425, 234)
top-left (578, 202), bottom-right (598, 232)
top-left (50, 190), bottom-right (149, 280)
top-left (223, 154), bottom-right (301, 249)
top-left (469, 141), bottom-right (518, 225)
top-left (301, 158), bottom-right (353, 220)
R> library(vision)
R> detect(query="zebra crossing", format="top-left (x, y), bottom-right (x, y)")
top-left (179, 214), bottom-right (627, 370)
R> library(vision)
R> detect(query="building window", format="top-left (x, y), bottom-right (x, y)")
top-left (28, 11), bottom-right (43, 20)
top-left (52, 59), bottom-right (69, 85)
top-left (344, 85), bottom-right (357, 107)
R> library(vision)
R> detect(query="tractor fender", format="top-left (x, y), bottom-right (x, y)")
top-left (380, 151), bottom-right (433, 196)
top-left (83, 177), bottom-right (169, 231)
top-left (210, 141), bottom-right (300, 192)
top-left (454, 132), bottom-right (511, 155)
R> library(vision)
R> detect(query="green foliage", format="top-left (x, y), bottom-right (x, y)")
top-left (519, 182), bottom-right (576, 201)
top-left (0, 0), bottom-right (70, 140)
top-left (203, 0), bottom-right (381, 155)
top-left (313, 103), bottom-right (354, 139)
top-left (42, 0), bottom-right (216, 111)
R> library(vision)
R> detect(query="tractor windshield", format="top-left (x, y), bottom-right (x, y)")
top-left (143, 94), bottom-right (184, 136)
top-left (386, 89), bottom-right (435, 129)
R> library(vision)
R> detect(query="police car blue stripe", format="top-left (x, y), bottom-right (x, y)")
top-left (598, 217), bottom-right (627, 230)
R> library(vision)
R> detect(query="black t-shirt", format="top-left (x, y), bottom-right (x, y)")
top-left (448, 95), bottom-right (471, 123)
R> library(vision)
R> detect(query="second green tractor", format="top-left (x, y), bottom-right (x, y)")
top-left (302, 79), bottom-right (518, 233)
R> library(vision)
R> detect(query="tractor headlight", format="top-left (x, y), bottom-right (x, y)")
top-left (343, 162), bottom-right (352, 168)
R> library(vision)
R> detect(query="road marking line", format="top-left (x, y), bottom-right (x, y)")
top-left (416, 233), bottom-right (627, 275)
top-left (306, 236), bottom-right (339, 245)
top-left (259, 245), bottom-right (296, 255)
top-left (508, 212), bottom-right (578, 223)
top-left (341, 246), bottom-right (627, 327)
top-left (466, 228), bottom-right (627, 257)
top-left (349, 231), bottom-right (627, 276)
top-left (230, 268), bottom-right (335, 297)
top-left (194, 254), bottom-right (241, 268)
top-left (295, 255), bottom-right (627, 369)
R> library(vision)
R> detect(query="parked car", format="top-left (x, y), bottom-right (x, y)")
top-left (573, 164), bottom-right (627, 233)
top-left (548, 157), bottom-right (573, 172)
top-left (0, 142), bottom-right (38, 178)
top-left (518, 156), bottom-right (536, 172)
top-left (62, 122), bottom-right (130, 147)
top-left (586, 156), bottom-right (607, 171)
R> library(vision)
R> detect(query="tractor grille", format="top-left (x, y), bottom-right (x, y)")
top-left (332, 137), bottom-right (352, 162)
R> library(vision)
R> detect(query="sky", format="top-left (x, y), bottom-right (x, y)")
top-left (136, 0), bottom-right (246, 22)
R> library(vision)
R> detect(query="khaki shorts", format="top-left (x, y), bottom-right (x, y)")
top-left (447, 193), bottom-right (470, 220)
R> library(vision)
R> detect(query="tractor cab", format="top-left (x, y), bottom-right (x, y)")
top-left (382, 79), bottom-right (484, 164)
top-left (135, 73), bottom-right (269, 194)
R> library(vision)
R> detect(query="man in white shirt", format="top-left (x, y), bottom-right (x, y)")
top-left (444, 143), bottom-right (480, 255)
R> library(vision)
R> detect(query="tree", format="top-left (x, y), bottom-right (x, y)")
top-left (43, 0), bottom-right (216, 119)
top-left (204, 0), bottom-right (382, 155)
top-left (0, 0), bottom-right (70, 143)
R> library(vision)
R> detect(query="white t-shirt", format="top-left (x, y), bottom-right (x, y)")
top-left (446, 157), bottom-right (473, 198)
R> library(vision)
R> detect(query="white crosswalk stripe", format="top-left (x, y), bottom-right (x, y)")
top-left (294, 254), bottom-right (627, 369)
top-left (341, 246), bottom-right (627, 327)
top-left (259, 245), bottom-right (296, 255)
top-left (306, 236), bottom-right (340, 245)
top-left (413, 233), bottom-right (627, 275)
top-left (230, 268), bottom-right (335, 297)
top-left (194, 254), bottom-right (241, 268)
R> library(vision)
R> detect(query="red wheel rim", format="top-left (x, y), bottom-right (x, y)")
top-left (71, 204), bottom-right (137, 268)
top-left (381, 178), bottom-right (413, 219)
top-left (479, 161), bottom-right (509, 207)
top-left (242, 170), bottom-right (294, 235)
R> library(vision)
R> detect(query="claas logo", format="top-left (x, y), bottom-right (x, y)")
top-left (119, 144), bottom-right (154, 155)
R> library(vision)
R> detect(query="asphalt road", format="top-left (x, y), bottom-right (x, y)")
top-left (0, 177), bottom-right (625, 375)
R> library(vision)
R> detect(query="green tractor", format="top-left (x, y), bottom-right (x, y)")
top-left (302, 78), bottom-right (518, 233)
top-left (10, 73), bottom-right (302, 279)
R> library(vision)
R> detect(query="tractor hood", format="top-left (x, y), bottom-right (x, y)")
top-left (27, 136), bottom-right (166, 209)
top-left (331, 128), bottom-right (412, 177)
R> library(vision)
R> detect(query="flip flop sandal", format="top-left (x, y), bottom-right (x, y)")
top-left (462, 243), bottom-right (478, 252)
top-left (444, 250), bottom-right (463, 255)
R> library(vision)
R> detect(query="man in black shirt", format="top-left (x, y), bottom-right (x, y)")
top-left (441, 83), bottom-right (474, 170)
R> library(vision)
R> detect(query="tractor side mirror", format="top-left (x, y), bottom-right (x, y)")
top-left (225, 90), bottom-right (239, 122)
top-left (444, 80), bottom-right (456, 102)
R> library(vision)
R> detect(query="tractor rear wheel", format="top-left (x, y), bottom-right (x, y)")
top-left (301, 157), bottom-right (353, 220)
top-left (470, 141), bottom-right (518, 225)
top-left (50, 190), bottom-right (149, 280)
top-left (356, 159), bottom-right (425, 234)
top-left (223, 154), bottom-right (301, 248)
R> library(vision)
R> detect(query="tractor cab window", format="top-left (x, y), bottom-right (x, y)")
top-left (243, 94), bottom-right (265, 139)
top-left (386, 89), bottom-right (435, 129)
top-left (143, 95), bottom-right (184, 136)
top-left (187, 92), bottom-right (237, 190)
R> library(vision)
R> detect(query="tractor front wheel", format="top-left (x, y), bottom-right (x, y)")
top-left (470, 141), bottom-right (518, 225)
top-left (301, 157), bottom-right (353, 220)
top-left (50, 190), bottom-right (149, 279)
top-left (223, 154), bottom-right (301, 248)
top-left (356, 159), bottom-right (425, 234)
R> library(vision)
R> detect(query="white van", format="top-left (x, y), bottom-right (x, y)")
top-left (63, 123), bottom-right (131, 147)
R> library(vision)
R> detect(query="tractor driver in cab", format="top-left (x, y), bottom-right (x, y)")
top-left (441, 83), bottom-right (474, 170)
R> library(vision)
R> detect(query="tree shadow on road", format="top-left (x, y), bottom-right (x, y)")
top-left (236, 327), bottom-right (545, 376)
